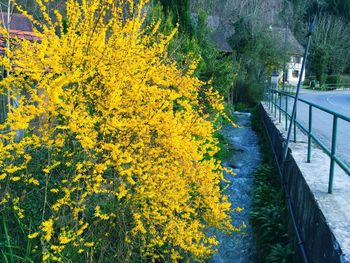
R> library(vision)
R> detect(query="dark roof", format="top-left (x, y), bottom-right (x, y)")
top-left (0, 12), bottom-right (33, 31)
top-left (0, 13), bottom-right (38, 53)
top-left (191, 13), bottom-right (233, 53)
top-left (207, 15), bottom-right (233, 53)
top-left (270, 27), bottom-right (304, 56)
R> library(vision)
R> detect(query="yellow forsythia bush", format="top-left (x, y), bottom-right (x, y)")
top-left (0, 0), bottom-right (234, 261)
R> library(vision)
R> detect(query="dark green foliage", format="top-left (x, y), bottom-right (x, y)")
top-left (150, 3), bottom-right (236, 102)
top-left (213, 131), bottom-right (231, 161)
top-left (309, 45), bottom-right (329, 84)
top-left (303, 76), bottom-right (311, 86)
top-left (62, 19), bottom-right (69, 34)
top-left (324, 0), bottom-right (350, 20)
top-left (212, 105), bottom-right (236, 161)
top-left (307, 14), bottom-right (350, 81)
top-left (267, 243), bottom-right (294, 263)
top-left (1, 214), bottom-right (37, 263)
top-left (326, 74), bottom-right (341, 85)
top-left (288, 0), bottom-right (350, 22)
top-left (287, 0), bottom-right (350, 79)
top-left (158, 0), bottom-right (193, 35)
top-left (229, 18), bottom-right (284, 104)
top-left (250, 165), bottom-right (294, 262)
top-left (193, 11), bottom-right (236, 99)
top-left (250, 108), bottom-right (295, 262)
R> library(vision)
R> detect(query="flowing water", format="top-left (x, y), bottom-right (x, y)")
top-left (210, 113), bottom-right (261, 263)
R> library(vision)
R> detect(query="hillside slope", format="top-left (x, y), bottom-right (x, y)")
top-left (191, 0), bottom-right (285, 35)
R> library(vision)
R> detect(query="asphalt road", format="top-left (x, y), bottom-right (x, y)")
top-left (282, 89), bottom-right (350, 166)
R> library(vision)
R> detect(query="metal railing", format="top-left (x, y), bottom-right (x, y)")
top-left (264, 87), bottom-right (350, 193)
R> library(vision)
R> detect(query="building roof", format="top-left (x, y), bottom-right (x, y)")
top-left (192, 13), bottom-right (233, 53)
top-left (207, 15), bottom-right (233, 53)
top-left (0, 13), bottom-right (38, 53)
top-left (0, 12), bottom-right (33, 31)
top-left (270, 27), bottom-right (304, 56)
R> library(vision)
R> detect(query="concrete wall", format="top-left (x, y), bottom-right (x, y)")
top-left (259, 104), bottom-right (349, 263)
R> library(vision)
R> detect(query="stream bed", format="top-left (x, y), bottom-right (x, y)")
top-left (210, 112), bottom-right (261, 263)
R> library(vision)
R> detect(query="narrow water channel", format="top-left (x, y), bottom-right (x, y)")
top-left (210, 113), bottom-right (261, 263)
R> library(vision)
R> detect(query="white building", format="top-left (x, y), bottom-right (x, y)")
top-left (271, 27), bottom-right (305, 86)
top-left (286, 54), bottom-right (305, 85)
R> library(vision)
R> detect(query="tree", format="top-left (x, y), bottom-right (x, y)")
top-left (191, 0), bottom-right (285, 103)
top-left (309, 13), bottom-right (350, 82)
top-left (229, 17), bottom-right (284, 103)
top-left (152, 1), bottom-right (237, 103)
top-left (326, 0), bottom-right (350, 20)
top-left (159, 0), bottom-right (193, 34)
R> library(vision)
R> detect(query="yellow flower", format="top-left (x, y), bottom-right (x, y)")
top-left (59, 235), bottom-right (70, 245)
top-left (84, 242), bottom-right (94, 248)
top-left (236, 207), bottom-right (244, 213)
top-left (10, 176), bottom-right (21, 182)
top-left (41, 219), bottom-right (54, 242)
top-left (27, 178), bottom-right (40, 186)
top-left (28, 232), bottom-right (39, 239)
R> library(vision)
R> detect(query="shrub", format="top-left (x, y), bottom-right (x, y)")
top-left (326, 75), bottom-right (341, 84)
top-left (0, 0), bottom-right (234, 261)
top-left (303, 78), bottom-right (310, 86)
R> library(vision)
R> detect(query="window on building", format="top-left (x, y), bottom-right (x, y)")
top-left (292, 70), bottom-right (299, 78)
top-left (295, 57), bottom-right (301, 63)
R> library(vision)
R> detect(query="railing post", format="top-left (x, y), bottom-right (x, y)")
top-left (270, 89), bottom-right (272, 110)
top-left (307, 105), bottom-right (313, 163)
top-left (294, 101), bottom-right (297, 142)
top-left (274, 90), bottom-right (277, 117)
top-left (285, 95), bottom-right (288, 131)
top-left (279, 92), bottom-right (282, 123)
top-left (328, 116), bottom-right (338, 194)
top-left (270, 89), bottom-right (272, 111)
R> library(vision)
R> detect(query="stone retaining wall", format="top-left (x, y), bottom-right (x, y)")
top-left (259, 103), bottom-right (349, 263)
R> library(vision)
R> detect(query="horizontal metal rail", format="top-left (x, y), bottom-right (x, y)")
top-left (265, 88), bottom-right (350, 193)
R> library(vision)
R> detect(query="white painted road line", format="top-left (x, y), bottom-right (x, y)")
top-left (326, 94), bottom-right (350, 112)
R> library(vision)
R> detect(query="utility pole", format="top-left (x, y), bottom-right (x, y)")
top-left (282, 21), bottom-right (288, 91)
top-left (282, 15), bottom-right (317, 162)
